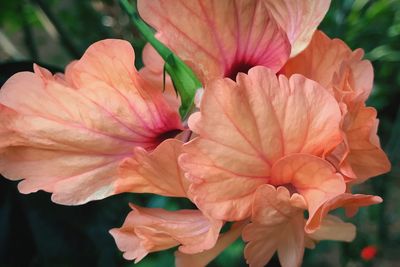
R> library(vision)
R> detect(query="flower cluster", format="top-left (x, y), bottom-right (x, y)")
top-left (0, 0), bottom-right (390, 266)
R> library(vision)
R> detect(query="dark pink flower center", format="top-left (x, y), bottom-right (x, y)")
top-left (224, 60), bottom-right (256, 80)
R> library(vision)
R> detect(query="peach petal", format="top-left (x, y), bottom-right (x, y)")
top-left (282, 31), bottom-right (373, 105)
top-left (243, 185), bottom-right (305, 267)
top-left (342, 105), bottom-right (391, 181)
top-left (180, 67), bottom-right (342, 221)
top-left (307, 215), bottom-right (356, 247)
top-left (264, 0), bottom-right (331, 57)
top-left (0, 39), bottom-right (182, 205)
top-left (116, 139), bottom-right (189, 197)
top-left (306, 193), bottom-right (382, 233)
top-left (270, 154), bottom-right (346, 233)
top-left (109, 204), bottom-right (223, 263)
top-left (138, 0), bottom-right (290, 82)
top-left (175, 221), bottom-right (246, 267)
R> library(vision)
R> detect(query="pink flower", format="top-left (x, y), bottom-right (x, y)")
top-left (0, 39), bottom-right (182, 205)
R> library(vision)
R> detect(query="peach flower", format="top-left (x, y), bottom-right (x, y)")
top-left (0, 39), bottom-right (182, 205)
top-left (137, 0), bottom-right (330, 83)
top-left (110, 139), bottom-right (223, 263)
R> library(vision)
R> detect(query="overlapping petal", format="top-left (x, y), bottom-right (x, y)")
top-left (306, 193), bottom-right (382, 233)
top-left (243, 185), bottom-right (306, 267)
top-left (282, 30), bottom-right (373, 106)
top-left (138, 0), bottom-right (291, 82)
top-left (264, 0), bottom-right (331, 57)
top-left (306, 215), bottom-right (356, 249)
top-left (109, 204), bottom-right (223, 263)
top-left (0, 39), bottom-right (182, 205)
top-left (341, 105), bottom-right (391, 181)
top-left (270, 154), bottom-right (346, 232)
top-left (180, 67), bottom-right (342, 220)
top-left (116, 139), bottom-right (189, 197)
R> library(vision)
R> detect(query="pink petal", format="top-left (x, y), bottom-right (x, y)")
top-left (138, 0), bottom-right (290, 82)
top-left (270, 154), bottom-right (346, 233)
top-left (0, 39), bottom-right (182, 205)
top-left (264, 1), bottom-right (331, 57)
top-left (109, 204), bottom-right (223, 263)
top-left (180, 67), bottom-right (342, 221)
top-left (116, 139), bottom-right (189, 197)
top-left (243, 185), bottom-right (305, 267)
top-left (175, 221), bottom-right (246, 267)
top-left (306, 193), bottom-right (382, 233)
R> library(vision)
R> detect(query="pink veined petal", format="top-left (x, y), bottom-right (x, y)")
top-left (175, 221), bottom-right (247, 267)
top-left (109, 204), bottom-right (223, 263)
top-left (306, 193), bottom-right (383, 233)
top-left (307, 215), bottom-right (356, 247)
top-left (342, 105), bottom-right (391, 181)
top-left (116, 139), bottom-right (189, 197)
top-left (0, 39), bottom-right (182, 205)
top-left (264, 0), bottom-right (331, 57)
top-left (270, 154), bottom-right (346, 233)
top-left (282, 30), bottom-right (373, 105)
top-left (243, 185), bottom-right (305, 267)
top-left (138, 0), bottom-right (290, 83)
top-left (180, 67), bottom-right (342, 221)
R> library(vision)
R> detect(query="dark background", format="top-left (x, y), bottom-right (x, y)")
top-left (0, 0), bottom-right (399, 266)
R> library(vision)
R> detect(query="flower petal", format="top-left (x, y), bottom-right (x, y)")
top-left (243, 185), bottom-right (305, 267)
top-left (175, 221), bottom-right (246, 267)
top-left (270, 154), bottom-right (346, 233)
top-left (264, 1), bottom-right (331, 57)
top-left (306, 193), bottom-right (382, 233)
top-left (109, 204), bottom-right (223, 263)
top-left (0, 39), bottom-right (182, 205)
top-left (138, 0), bottom-right (290, 82)
top-left (282, 31), bottom-right (373, 105)
top-left (342, 105), bottom-right (391, 181)
top-left (307, 215), bottom-right (356, 245)
top-left (116, 139), bottom-right (189, 197)
top-left (180, 67), bottom-right (342, 220)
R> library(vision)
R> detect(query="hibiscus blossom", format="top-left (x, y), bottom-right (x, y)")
top-left (0, 39), bottom-right (182, 204)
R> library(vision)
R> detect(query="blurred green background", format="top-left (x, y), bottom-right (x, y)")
top-left (0, 0), bottom-right (399, 266)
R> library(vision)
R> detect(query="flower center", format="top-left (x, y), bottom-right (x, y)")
top-left (156, 129), bottom-right (182, 143)
top-left (224, 60), bottom-right (255, 80)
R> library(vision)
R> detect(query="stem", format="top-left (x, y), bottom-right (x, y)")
top-left (119, 0), bottom-right (171, 60)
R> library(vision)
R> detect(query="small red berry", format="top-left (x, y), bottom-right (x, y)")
top-left (361, 245), bottom-right (377, 261)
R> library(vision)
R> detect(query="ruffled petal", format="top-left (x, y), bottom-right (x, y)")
top-left (138, 0), bottom-right (290, 82)
top-left (180, 67), bottom-right (342, 220)
top-left (0, 39), bottom-right (182, 205)
top-left (109, 204), bottom-right (223, 263)
top-left (175, 221), bottom-right (246, 267)
top-left (282, 31), bottom-right (373, 105)
top-left (264, 0), bottom-right (331, 56)
top-left (116, 139), bottom-right (189, 197)
top-left (306, 193), bottom-right (382, 233)
top-left (342, 105), bottom-right (391, 181)
top-left (243, 185), bottom-right (305, 267)
top-left (270, 154), bottom-right (346, 233)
